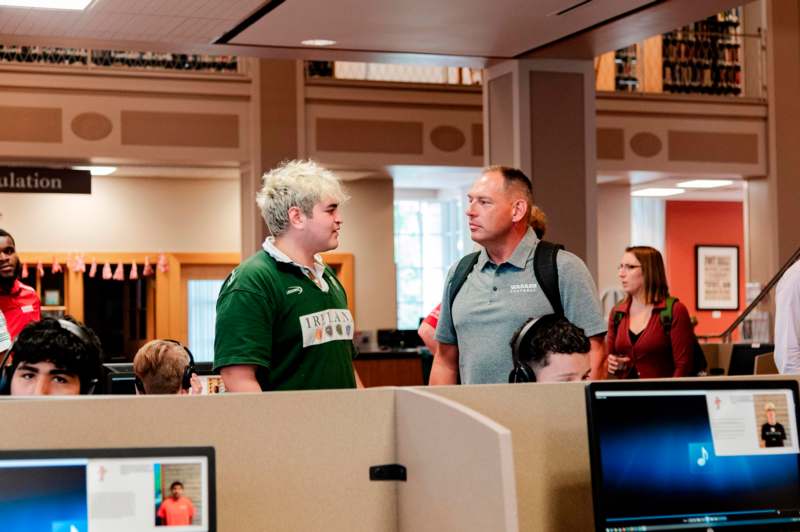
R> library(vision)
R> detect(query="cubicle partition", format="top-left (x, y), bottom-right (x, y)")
top-left (0, 388), bottom-right (518, 532)
top-left (395, 389), bottom-right (518, 532)
top-left (429, 382), bottom-right (593, 531)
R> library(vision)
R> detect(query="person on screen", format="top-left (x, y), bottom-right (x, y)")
top-left (157, 481), bottom-right (195, 526)
top-left (761, 402), bottom-right (787, 448)
top-left (2, 316), bottom-right (102, 396)
top-left (508, 314), bottom-right (591, 383)
top-left (133, 339), bottom-right (201, 395)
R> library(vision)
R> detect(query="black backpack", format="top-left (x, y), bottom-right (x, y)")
top-left (447, 240), bottom-right (565, 317)
top-left (612, 296), bottom-right (707, 376)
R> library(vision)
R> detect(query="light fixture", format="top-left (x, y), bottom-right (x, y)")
top-left (301, 39), bottom-right (336, 47)
top-left (0, 0), bottom-right (92, 9)
top-left (73, 166), bottom-right (116, 176)
top-left (631, 188), bottom-right (685, 197)
top-left (676, 179), bottom-right (734, 189)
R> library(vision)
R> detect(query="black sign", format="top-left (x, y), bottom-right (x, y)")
top-left (0, 167), bottom-right (91, 194)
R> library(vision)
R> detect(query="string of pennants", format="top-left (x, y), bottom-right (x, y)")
top-left (20, 254), bottom-right (170, 281)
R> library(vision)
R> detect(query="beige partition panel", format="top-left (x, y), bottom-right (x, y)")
top-left (0, 389), bottom-right (397, 532)
top-left (429, 376), bottom-right (800, 531)
top-left (429, 382), bottom-right (593, 531)
top-left (395, 389), bottom-right (518, 532)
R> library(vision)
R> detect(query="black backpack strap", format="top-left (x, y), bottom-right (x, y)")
top-left (447, 251), bottom-right (481, 313)
top-left (533, 240), bottom-right (564, 317)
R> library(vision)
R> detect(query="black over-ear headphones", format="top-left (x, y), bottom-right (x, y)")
top-left (134, 339), bottom-right (196, 394)
top-left (0, 319), bottom-right (99, 395)
top-left (509, 314), bottom-right (557, 384)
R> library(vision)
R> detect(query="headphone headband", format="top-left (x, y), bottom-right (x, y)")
top-left (57, 319), bottom-right (90, 345)
top-left (512, 315), bottom-right (544, 368)
top-left (509, 314), bottom-right (558, 384)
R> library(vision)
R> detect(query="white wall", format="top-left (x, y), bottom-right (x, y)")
top-left (0, 175), bottom-right (240, 253)
top-left (597, 183), bottom-right (631, 313)
top-left (337, 178), bottom-right (396, 331)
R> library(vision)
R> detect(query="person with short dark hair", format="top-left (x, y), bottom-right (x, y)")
top-left (509, 314), bottom-right (591, 382)
top-left (0, 229), bottom-right (40, 346)
top-left (2, 316), bottom-right (103, 395)
top-left (157, 480), bottom-right (195, 526)
top-left (431, 166), bottom-right (606, 385)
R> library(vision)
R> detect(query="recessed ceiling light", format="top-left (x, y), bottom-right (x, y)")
top-left (676, 179), bottom-right (734, 189)
top-left (73, 166), bottom-right (116, 176)
top-left (631, 188), bottom-right (685, 197)
top-left (0, 0), bottom-right (92, 9)
top-left (301, 39), bottom-right (336, 47)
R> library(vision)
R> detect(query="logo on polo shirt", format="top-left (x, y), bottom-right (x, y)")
top-left (510, 283), bottom-right (537, 294)
top-left (286, 286), bottom-right (303, 296)
top-left (300, 309), bottom-right (354, 347)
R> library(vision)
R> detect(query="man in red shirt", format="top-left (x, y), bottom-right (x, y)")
top-left (0, 229), bottom-right (40, 348)
top-left (157, 481), bottom-right (195, 526)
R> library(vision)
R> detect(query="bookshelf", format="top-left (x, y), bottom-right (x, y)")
top-left (662, 8), bottom-right (742, 96)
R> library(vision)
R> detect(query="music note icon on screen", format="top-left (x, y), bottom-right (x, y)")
top-left (697, 446), bottom-right (709, 467)
top-left (689, 442), bottom-right (714, 473)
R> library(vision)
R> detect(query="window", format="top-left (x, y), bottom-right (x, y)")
top-left (187, 280), bottom-right (224, 363)
top-left (394, 197), bottom-right (469, 329)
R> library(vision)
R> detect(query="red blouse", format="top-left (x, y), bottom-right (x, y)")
top-left (606, 298), bottom-right (694, 378)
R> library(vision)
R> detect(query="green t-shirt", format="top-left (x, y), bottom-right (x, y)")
top-left (213, 251), bottom-right (356, 391)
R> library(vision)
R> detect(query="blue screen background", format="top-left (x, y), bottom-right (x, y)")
top-left (594, 394), bottom-right (800, 519)
top-left (0, 465), bottom-right (87, 532)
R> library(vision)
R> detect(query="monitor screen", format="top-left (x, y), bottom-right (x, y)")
top-left (586, 380), bottom-right (800, 531)
top-left (728, 343), bottom-right (775, 376)
top-left (0, 447), bottom-right (215, 532)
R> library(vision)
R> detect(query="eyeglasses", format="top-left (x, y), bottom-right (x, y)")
top-left (618, 264), bottom-right (642, 272)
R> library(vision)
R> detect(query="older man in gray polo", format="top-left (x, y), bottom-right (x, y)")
top-left (430, 166), bottom-right (607, 385)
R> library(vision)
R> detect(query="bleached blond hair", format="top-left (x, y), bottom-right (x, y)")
top-left (255, 160), bottom-right (348, 236)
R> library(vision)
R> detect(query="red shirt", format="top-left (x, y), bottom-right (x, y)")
top-left (157, 495), bottom-right (195, 525)
top-left (606, 298), bottom-right (694, 378)
top-left (0, 279), bottom-right (41, 341)
top-left (422, 304), bottom-right (441, 329)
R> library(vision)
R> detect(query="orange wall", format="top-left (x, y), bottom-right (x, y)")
top-left (665, 201), bottom-right (744, 337)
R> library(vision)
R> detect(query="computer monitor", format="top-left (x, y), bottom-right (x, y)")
top-left (586, 380), bottom-right (800, 531)
top-left (104, 363), bottom-right (218, 395)
top-left (0, 446), bottom-right (215, 532)
top-left (728, 343), bottom-right (775, 375)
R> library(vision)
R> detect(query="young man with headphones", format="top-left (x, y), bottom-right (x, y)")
top-left (0, 317), bottom-right (103, 396)
top-left (508, 314), bottom-right (592, 383)
top-left (133, 339), bottom-right (200, 395)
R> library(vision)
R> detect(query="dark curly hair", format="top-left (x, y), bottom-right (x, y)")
top-left (11, 316), bottom-right (104, 393)
top-left (0, 228), bottom-right (15, 247)
top-left (510, 315), bottom-right (590, 368)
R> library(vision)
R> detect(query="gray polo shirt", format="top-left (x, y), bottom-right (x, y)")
top-left (435, 227), bottom-right (606, 384)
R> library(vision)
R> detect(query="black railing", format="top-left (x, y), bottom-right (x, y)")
top-left (0, 45), bottom-right (239, 73)
top-left (699, 245), bottom-right (800, 342)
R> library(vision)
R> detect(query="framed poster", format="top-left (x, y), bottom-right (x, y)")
top-left (695, 245), bottom-right (740, 310)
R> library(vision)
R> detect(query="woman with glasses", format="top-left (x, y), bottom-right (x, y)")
top-left (606, 246), bottom-right (695, 378)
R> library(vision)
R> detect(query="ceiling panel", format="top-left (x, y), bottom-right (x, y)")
top-left (0, 0), bottom-right (265, 44)
top-left (228, 0), bottom-right (655, 58)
